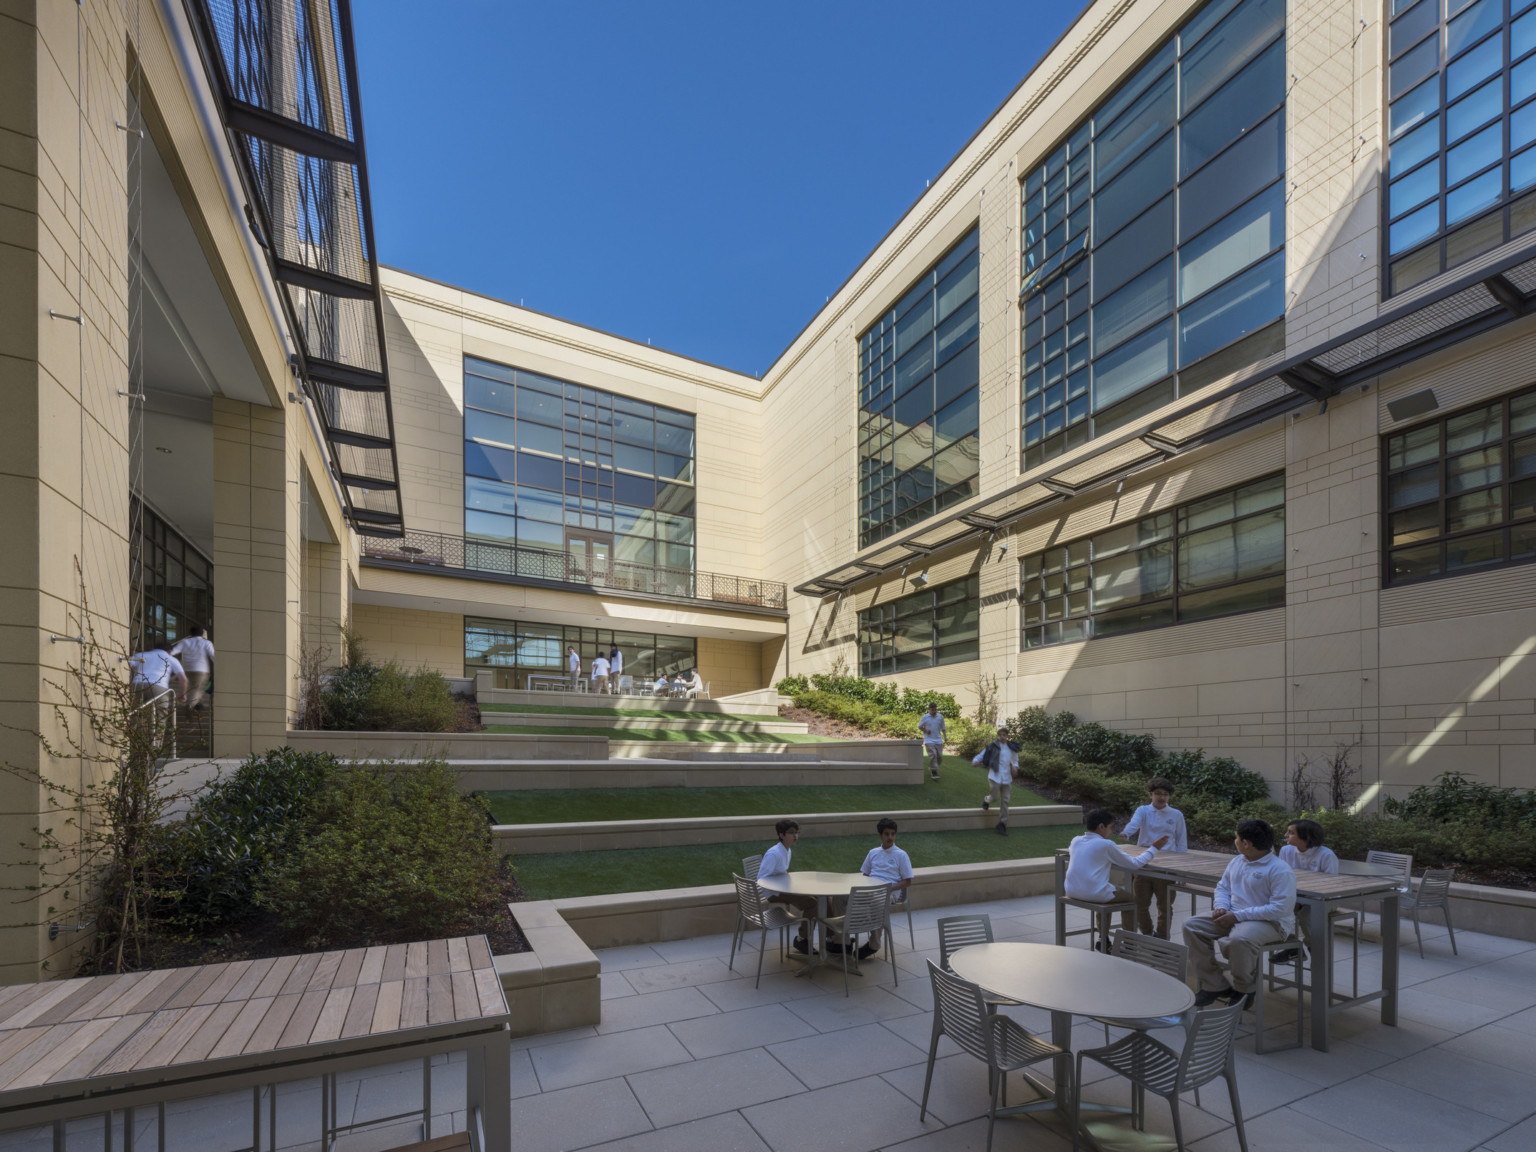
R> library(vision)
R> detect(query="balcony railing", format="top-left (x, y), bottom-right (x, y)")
top-left (363, 527), bottom-right (787, 611)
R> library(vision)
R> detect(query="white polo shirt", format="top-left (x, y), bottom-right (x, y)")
top-left (591, 657), bottom-right (610, 678)
top-left (170, 635), bottom-right (214, 674)
top-left (1065, 833), bottom-right (1159, 903)
top-left (130, 650), bottom-right (185, 690)
top-left (1123, 803), bottom-right (1187, 852)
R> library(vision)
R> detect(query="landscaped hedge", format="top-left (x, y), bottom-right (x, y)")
top-left (776, 673), bottom-right (960, 718)
top-left (320, 660), bottom-right (459, 732)
top-left (777, 675), bottom-right (994, 752)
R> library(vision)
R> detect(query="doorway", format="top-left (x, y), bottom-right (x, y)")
top-left (566, 530), bottom-right (613, 585)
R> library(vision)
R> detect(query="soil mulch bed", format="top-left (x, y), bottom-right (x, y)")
top-left (779, 704), bottom-right (889, 740)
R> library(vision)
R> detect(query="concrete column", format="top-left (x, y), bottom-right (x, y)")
top-left (212, 398), bottom-right (298, 757)
top-left (302, 539), bottom-right (346, 662)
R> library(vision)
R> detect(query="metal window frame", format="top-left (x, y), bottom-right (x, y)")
top-left (856, 574), bottom-right (980, 677)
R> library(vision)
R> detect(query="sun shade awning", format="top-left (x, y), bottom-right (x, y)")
top-left (796, 239), bottom-right (1536, 596)
top-left (190, 0), bottom-right (403, 537)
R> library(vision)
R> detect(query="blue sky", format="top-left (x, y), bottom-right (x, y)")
top-left (354, 1), bottom-right (1076, 376)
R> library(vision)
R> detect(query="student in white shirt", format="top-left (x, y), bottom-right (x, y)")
top-left (758, 819), bottom-right (815, 952)
top-left (1122, 777), bottom-right (1187, 939)
top-left (608, 646), bottom-right (623, 693)
top-left (857, 818), bottom-right (913, 959)
top-left (683, 669), bottom-right (704, 699)
top-left (972, 727), bottom-right (1019, 835)
top-left (169, 626), bottom-right (215, 710)
top-left (590, 653), bottom-right (610, 695)
top-left (567, 646), bottom-right (581, 690)
top-left (1278, 818), bottom-right (1338, 957)
top-left (652, 674), bottom-right (669, 697)
top-left (128, 643), bottom-right (187, 753)
top-left (917, 704), bottom-right (946, 780)
top-left (1184, 819), bottom-right (1297, 1009)
top-left (1066, 809), bottom-right (1169, 945)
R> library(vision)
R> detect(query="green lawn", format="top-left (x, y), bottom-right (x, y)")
top-left (512, 824), bottom-right (1079, 899)
top-left (479, 702), bottom-right (772, 723)
top-left (481, 755), bottom-right (1057, 823)
top-left (481, 724), bottom-right (828, 743)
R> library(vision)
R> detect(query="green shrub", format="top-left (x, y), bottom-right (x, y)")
top-left (948, 716), bottom-right (996, 758)
top-left (259, 760), bottom-right (500, 948)
top-left (1160, 748), bottom-right (1270, 807)
top-left (1385, 770), bottom-right (1536, 825)
top-left (160, 748), bottom-right (338, 931)
top-left (320, 660), bottom-right (458, 732)
top-left (776, 675), bottom-right (810, 696)
top-left (796, 673), bottom-right (959, 717)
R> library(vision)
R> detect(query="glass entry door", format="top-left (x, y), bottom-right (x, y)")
top-left (566, 530), bottom-right (613, 585)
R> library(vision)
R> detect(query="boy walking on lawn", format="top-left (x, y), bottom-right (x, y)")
top-left (917, 704), bottom-right (946, 780)
top-left (973, 727), bottom-right (1020, 835)
top-left (857, 818), bottom-right (912, 959)
top-left (1184, 818), bottom-right (1297, 1009)
top-left (1122, 777), bottom-right (1187, 938)
top-left (758, 819), bottom-right (817, 953)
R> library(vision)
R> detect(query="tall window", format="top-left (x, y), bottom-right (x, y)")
top-left (1020, 0), bottom-right (1286, 470)
top-left (858, 575), bottom-right (979, 676)
top-left (464, 617), bottom-right (697, 689)
top-left (858, 230), bottom-right (981, 548)
top-left (1386, 0), bottom-right (1536, 294)
top-left (1020, 473), bottom-right (1285, 647)
top-left (1383, 386), bottom-right (1536, 583)
top-left (131, 496), bottom-right (213, 651)
top-left (463, 357), bottom-right (696, 574)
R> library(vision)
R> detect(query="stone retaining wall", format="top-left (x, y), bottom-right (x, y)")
top-left (494, 900), bottom-right (601, 1037)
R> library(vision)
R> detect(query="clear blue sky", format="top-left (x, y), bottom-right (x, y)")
top-left (354, 1), bottom-right (1076, 376)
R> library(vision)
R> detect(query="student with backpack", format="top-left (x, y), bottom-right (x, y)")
top-left (972, 726), bottom-right (1021, 835)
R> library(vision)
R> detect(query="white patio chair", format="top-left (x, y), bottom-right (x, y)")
top-left (936, 914), bottom-right (1021, 1010)
top-left (1402, 867), bottom-right (1458, 957)
top-left (818, 885), bottom-right (897, 995)
top-left (727, 873), bottom-right (806, 988)
top-left (1095, 930), bottom-right (1192, 1043)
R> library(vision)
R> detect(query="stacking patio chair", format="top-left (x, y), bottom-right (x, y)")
top-left (920, 960), bottom-right (1064, 1152)
top-left (937, 914), bottom-right (1022, 1010)
top-left (887, 885), bottom-right (916, 950)
top-left (1094, 931), bottom-right (1193, 1044)
top-left (731, 854), bottom-right (765, 958)
top-left (727, 873), bottom-right (806, 988)
top-left (1072, 1000), bottom-right (1249, 1152)
top-left (1401, 867), bottom-right (1458, 957)
top-left (818, 885), bottom-right (897, 995)
top-left (1059, 890), bottom-right (1137, 954)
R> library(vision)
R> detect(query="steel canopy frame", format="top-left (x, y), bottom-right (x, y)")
top-left (796, 239), bottom-right (1536, 597)
top-left (186, 0), bottom-right (404, 537)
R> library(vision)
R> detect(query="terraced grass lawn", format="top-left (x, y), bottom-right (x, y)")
top-left (512, 824), bottom-right (1078, 899)
top-left (481, 755), bottom-right (1056, 823)
top-left (480, 724), bottom-right (827, 743)
top-left (479, 702), bottom-right (772, 723)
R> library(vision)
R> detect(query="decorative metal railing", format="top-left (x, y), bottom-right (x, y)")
top-left (363, 528), bottom-right (787, 611)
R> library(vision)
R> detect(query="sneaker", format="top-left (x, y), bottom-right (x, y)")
top-left (791, 937), bottom-right (809, 955)
top-left (995, 820), bottom-right (1007, 836)
top-left (1240, 992), bottom-right (1256, 1011)
top-left (930, 772), bottom-right (940, 781)
top-left (1193, 986), bottom-right (1233, 1008)
top-left (982, 797), bottom-right (991, 810)
top-left (1271, 948), bottom-right (1301, 964)
top-left (825, 939), bottom-right (845, 955)
top-left (857, 943), bottom-right (878, 960)
top-left (1217, 988), bottom-right (1250, 1009)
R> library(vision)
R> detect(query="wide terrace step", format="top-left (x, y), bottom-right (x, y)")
top-left (478, 709), bottom-right (809, 734)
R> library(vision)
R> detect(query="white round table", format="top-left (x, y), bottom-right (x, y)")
top-left (949, 942), bottom-right (1194, 1118)
top-left (756, 871), bottom-right (881, 975)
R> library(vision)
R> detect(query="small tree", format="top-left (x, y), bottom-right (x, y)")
top-left (973, 673), bottom-right (1000, 727)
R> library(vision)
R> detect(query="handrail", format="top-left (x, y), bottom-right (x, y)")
top-left (362, 527), bottom-right (787, 611)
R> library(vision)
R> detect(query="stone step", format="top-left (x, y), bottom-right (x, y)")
top-left (478, 710), bottom-right (809, 734)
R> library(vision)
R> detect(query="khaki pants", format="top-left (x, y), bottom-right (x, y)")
top-left (592, 675), bottom-right (608, 694)
top-left (132, 684), bottom-right (174, 755)
top-left (184, 671), bottom-right (210, 710)
top-left (766, 893), bottom-right (818, 939)
top-left (1134, 876), bottom-right (1174, 939)
top-left (568, 670), bottom-right (582, 690)
top-left (982, 780), bottom-right (1011, 823)
top-left (1183, 915), bottom-right (1286, 994)
top-left (924, 743), bottom-right (943, 773)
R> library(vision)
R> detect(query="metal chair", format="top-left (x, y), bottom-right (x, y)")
top-left (1247, 937), bottom-right (1304, 1054)
top-left (937, 915), bottom-right (1022, 1009)
top-left (921, 960), bottom-right (1064, 1152)
top-left (732, 854), bottom-right (765, 958)
top-left (1072, 1001), bottom-right (1249, 1152)
top-left (1059, 892), bottom-right (1137, 953)
top-left (727, 873), bottom-right (806, 988)
top-left (818, 885), bottom-right (897, 995)
top-left (1361, 849), bottom-right (1414, 943)
top-left (1095, 931), bottom-right (1192, 1043)
top-left (1402, 867), bottom-right (1458, 957)
top-left (888, 886), bottom-right (916, 950)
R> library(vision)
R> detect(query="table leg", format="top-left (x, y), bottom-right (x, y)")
top-left (1051, 1008), bottom-right (1073, 1116)
top-left (470, 1029), bottom-right (512, 1152)
top-left (1381, 891), bottom-right (1399, 1027)
top-left (1054, 853), bottom-right (1068, 948)
top-left (1308, 896), bottom-right (1332, 1052)
top-left (794, 895), bottom-right (830, 977)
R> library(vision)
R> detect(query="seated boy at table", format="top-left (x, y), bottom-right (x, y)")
top-left (1276, 818), bottom-right (1338, 959)
top-left (758, 818), bottom-right (817, 953)
top-left (1065, 809), bottom-right (1170, 948)
top-left (856, 817), bottom-right (912, 959)
top-left (1122, 776), bottom-right (1187, 939)
top-left (1183, 818), bottom-right (1297, 1009)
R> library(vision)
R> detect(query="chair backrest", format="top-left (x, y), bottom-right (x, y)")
top-left (1366, 849), bottom-right (1414, 890)
top-left (732, 873), bottom-right (765, 919)
top-left (1416, 867), bottom-right (1454, 904)
top-left (1177, 1001), bottom-right (1244, 1092)
top-left (618, 675), bottom-right (634, 691)
top-left (937, 914), bottom-right (994, 971)
top-left (741, 853), bottom-right (763, 881)
top-left (840, 885), bottom-right (892, 934)
top-left (926, 960), bottom-right (994, 1065)
top-left (1111, 929), bottom-right (1188, 982)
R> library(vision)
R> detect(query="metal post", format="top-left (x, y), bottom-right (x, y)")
top-left (1381, 890), bottom-right (1400, 1027)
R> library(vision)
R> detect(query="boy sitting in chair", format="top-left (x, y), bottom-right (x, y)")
top-left (856, 818), bottom-right (912, 960)
top-left (1065, 809), bottom-right (1169, 947)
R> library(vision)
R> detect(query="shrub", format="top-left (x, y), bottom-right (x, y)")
top-left (776, 675), bottom-right (810, 696)
top-left (795, 673), bottom-right (959, 717)
top-left (1160, 748), bottom-right (1269, 807)
top-left (320, 660), bottom-right (458, 732)
top-left (259, 760), bottom-right (500, 948)
top-left (1385, 770), bottom-right (1536, 826)
top-left (1054, 721), bottom-right (1159, 777)
top-left (161, 748), bottom-right (338, 930)
top-left (948, 716), bottom-right (996, 758)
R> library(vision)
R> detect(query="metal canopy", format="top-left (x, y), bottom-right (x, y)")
top-left (189, 0), bottom-right (404, 537)
top-left (796, 240), bottom-right (1536, 597)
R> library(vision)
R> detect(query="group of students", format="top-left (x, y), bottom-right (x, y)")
top-left (562, 645), bottom-right (705, 698)
top-left (1065, 776), bottom-right (1340, 1009)
top-left (917, 705), bottom-right (1022, 839)
top-left (756, 817), bottom-right (912, 960)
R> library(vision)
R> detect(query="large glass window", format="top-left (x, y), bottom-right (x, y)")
top-left (464, 617), bottom-right (697, 689)
top-left (131, 496), bottom-right (214, 652)
top-left (1020, 0), bottom-right (1286, 470)
top-left (859, 230), bottom-right (981, 548)
top-left (1383, 385), bottom-right (1536, 583)
top-left (1020, 473), bottom-right (1285, 646)
top-left (857, 575), bottom-right (979, 677)
top-left (463, 357), bottom-right (697, 574)
top-left (1386, 0), bottom-right (1536, 294)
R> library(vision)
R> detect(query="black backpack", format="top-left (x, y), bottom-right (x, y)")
top-left (981, 741), bottom-right (1001, 770)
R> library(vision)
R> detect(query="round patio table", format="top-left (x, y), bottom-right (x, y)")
top-left (756, 871), bottom-right (880, 975)
top-left (949, 942), bottom-right (1194, 1118)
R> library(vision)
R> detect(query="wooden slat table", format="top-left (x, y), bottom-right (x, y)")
top-left (1053, 848), bottom-right (1400, 1052)
top-left (0, 936), bottom-right (511, 1151)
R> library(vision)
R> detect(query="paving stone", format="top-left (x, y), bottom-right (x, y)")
top-left (626, 1048), bottom-right (804, 1128)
